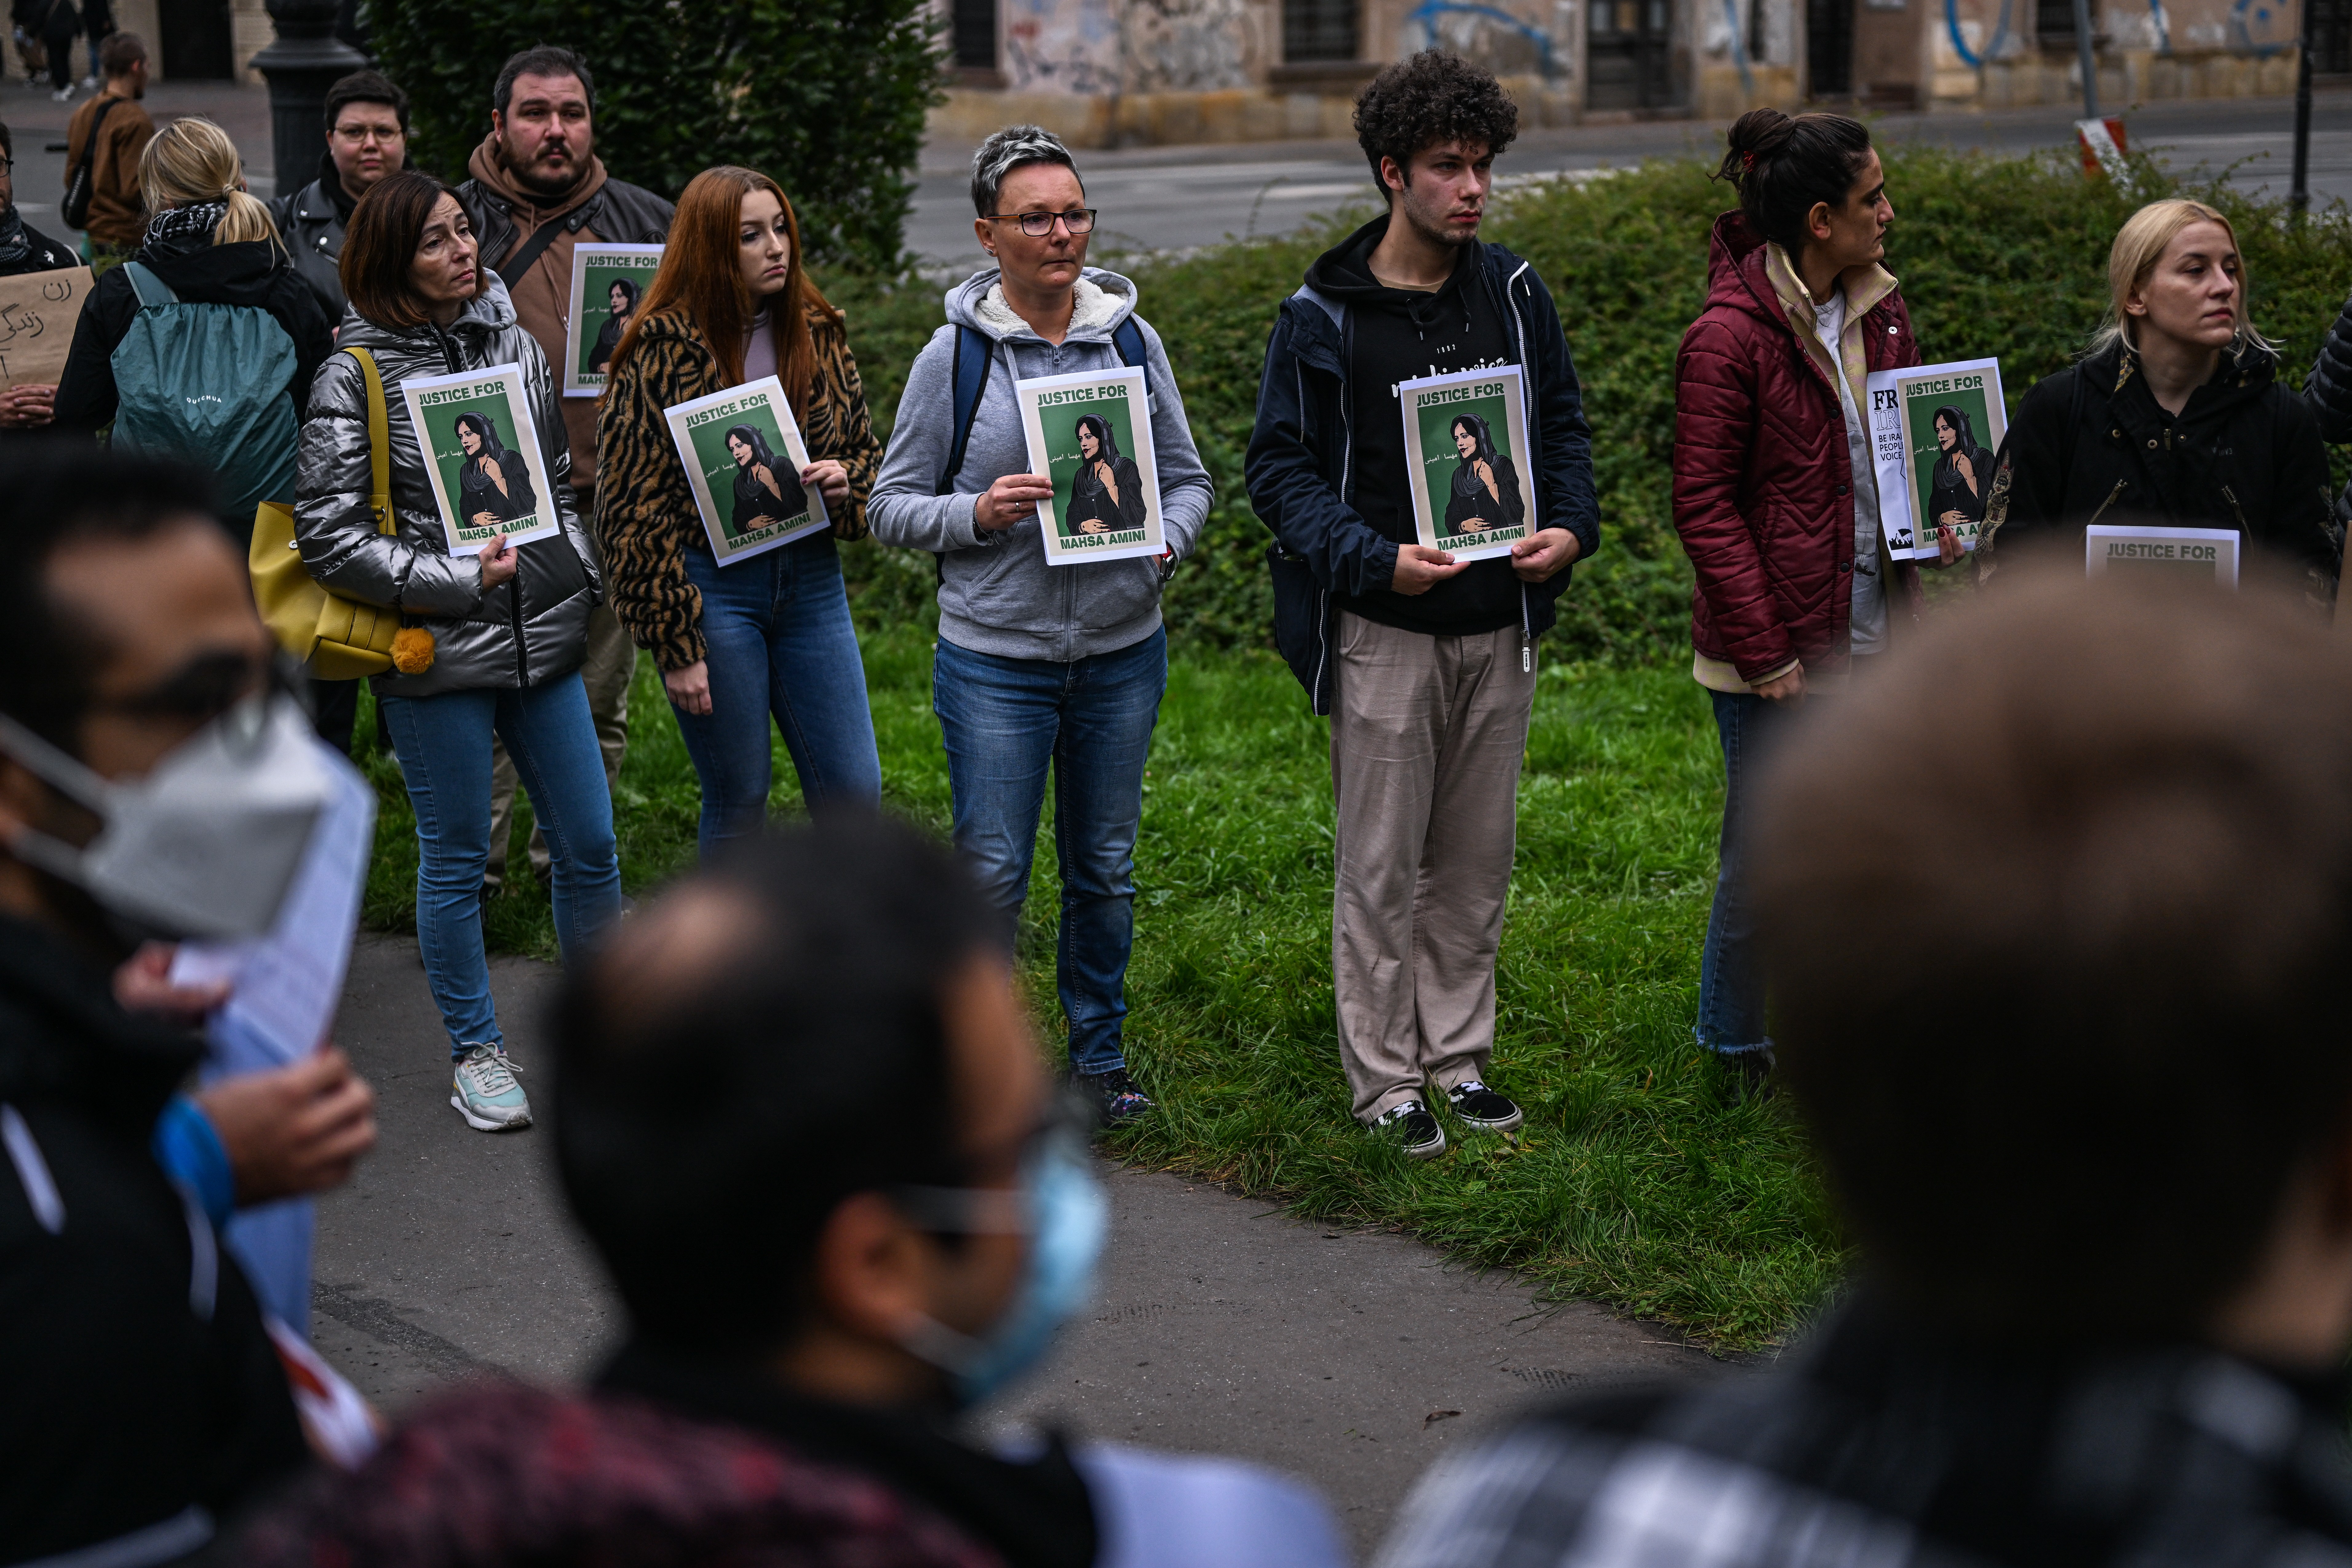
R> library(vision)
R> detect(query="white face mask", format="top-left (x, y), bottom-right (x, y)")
top-left (0, 692), bottom-right (331, 939)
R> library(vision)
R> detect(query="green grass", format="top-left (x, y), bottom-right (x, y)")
top-left (356, 633), bottom-right (1836, 1350)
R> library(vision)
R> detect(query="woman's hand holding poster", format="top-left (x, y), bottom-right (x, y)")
top-left (400, 364), bottom-right (561, 555)
top-left (662, 375), bottom-right (828, 566)
top-left (564, 244), bottom-right (661, 398)
top-left (1012, 367), bottom-right (1166, 565)
top-left (1396, 365), bottom-right (1536, 562)
top-left (1866, 358), bottom-right (2005, 561)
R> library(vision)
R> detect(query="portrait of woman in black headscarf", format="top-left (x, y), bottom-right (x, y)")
top-left (1927, 403), bottom-right (1996, 542)
top-left (1441, 412), bottom-right (1525, 535)
top-left (725, 422), bottom-right (801, 536)
top-left (455, 411), bottom-right (538, 531)
top-left (1065, 413), bottom-right (1147, 537)
top-left (587, 276), bottom-right (640, 374)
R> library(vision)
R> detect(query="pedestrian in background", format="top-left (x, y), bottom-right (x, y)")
top-left (76, 0), bottom-right (104, 87)
top-left (0, 119), bottom-right (83, 433)
top-left (295, 169), bottom-right (618, 1135)
top-left (38, 0), bottom-right (73, 98)
top-left (595, 165), bottom-right (882, 850)
top-left (1245, 53), bottom-right (1595, 1159)
top-left (458, 45), bottom-right (670, 901)
top-left (1986, 198), bottom-right (2338, 601)
top-left (270, 69), bottom-right (408, 320)
top-left (1378, 572), bottom-right (2352, 1568)
top-left (1672, 108), bottom-right (1933, 1094)
top-left (59, 30), bottom-right (150, 271)
top-left (868, 125), bottom-right (1214, 1128)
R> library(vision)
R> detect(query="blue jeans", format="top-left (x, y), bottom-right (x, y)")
top-left (1695, 688), bottom-right (1798, 1057)
top-left (675, 533), bottom-right (880, 857)
top-left (381, 675), bottom-right (622, 1057)
top-left (932, 629), bottom-right (1167, 1076)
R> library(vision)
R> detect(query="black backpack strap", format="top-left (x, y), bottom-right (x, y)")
top-left (936, 323), bottom-right (994, 497)
top-left (494, 218), bottom-right (566, 290)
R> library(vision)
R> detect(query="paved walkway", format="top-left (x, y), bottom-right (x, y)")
top-left (313, 932), bottom-right (1747, 1556)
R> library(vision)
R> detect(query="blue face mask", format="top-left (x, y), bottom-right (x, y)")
top-left (895, 1125), bottom-right (1108, 1407)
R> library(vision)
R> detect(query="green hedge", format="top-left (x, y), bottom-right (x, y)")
top-left (830, 144), bottom-right (2352, 661)
top-left (362, 0), bottom-right (941, 271)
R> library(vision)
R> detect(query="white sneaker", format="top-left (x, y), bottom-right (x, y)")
top-left (77, 73), bottom-right (93, 88)
top-left (451, 1044), bottom-right (531, 1131)
top-left (48, 85), bottom-right (71, 100)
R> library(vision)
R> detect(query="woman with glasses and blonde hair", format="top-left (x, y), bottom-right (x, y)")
top-left (54, 114), bottom-right (331, 444)
top-left (1981, 198), bottom-right (2337, 596)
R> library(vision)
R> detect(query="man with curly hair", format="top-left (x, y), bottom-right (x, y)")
top-left (1245, 52), bottom-right (1599, 1159)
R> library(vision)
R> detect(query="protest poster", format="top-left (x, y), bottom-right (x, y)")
top-left (563, 243), bottom-right (662, 398)
top-left (1013, 366), bottom-right (1165, 565)
top-left (2086, 524), bottom-right (2239, 586)
top-left (0, 264), bottom-right (91, 387)
top-left (662, 374), bottom-right (828, 565)
top-left (399, 364), bottom-right (561, 555)
top-left (1396, 364), bottom-right (1536, 563)
top-left (1867, 358), bottom-right (2005, 561)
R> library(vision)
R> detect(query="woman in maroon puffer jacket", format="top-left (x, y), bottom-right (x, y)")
top-left (1671, 108), bottom-right (1952, 1091)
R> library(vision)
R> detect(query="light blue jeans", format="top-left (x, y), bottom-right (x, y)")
top-left (381, 674), bottom-right (621, 1058)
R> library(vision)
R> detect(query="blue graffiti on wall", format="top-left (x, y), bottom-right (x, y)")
top-left (1405, 1), bottom-right (1562, 77)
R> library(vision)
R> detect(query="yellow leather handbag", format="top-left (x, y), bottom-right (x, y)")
top-left (250, 346), bottom-right (402, 680)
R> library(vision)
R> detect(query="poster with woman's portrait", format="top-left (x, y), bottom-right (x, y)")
top-left (564, 244), bottom-right (663, 398)
top-left (1012, 366), bottom-right (1165, 566)
top-left (662, 374), bottom-right (828, 566)
top-left (399, 364), bottom-right (561, 555)
top-left (1869, 358), bottom-right (2006, 560)
top-left (1396, 365), bottom-right (1536, 562)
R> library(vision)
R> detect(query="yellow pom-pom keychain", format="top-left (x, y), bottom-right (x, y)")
top-left (390, 626), bottom-right (436, 675)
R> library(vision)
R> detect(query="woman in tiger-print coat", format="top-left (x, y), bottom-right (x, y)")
top-left (596, 166), bottom-right (883, 854)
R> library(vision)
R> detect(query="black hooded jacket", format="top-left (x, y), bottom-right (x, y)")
top-left (53, 221), bottom-right (335, 434)
top-left (265, 151), bottom-right (358, 320)
top-left (0, 913), bottom-right (304, 1561)
top-left (1982, 338), bottom-right (2339, 596)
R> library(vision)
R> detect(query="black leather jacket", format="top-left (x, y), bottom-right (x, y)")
top-left (455, 173), bottom-right (673, 276)
top-left (265, 153), bottom-right (353, 320)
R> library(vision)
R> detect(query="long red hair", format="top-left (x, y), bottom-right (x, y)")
top-left (609, 166), bottom-right (833, 420)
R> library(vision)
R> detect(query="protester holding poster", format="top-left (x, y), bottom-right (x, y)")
top-left (868, 125), bottom-right (1212, 1127)
top-left (595, 165), bottom-right (882, 855)
top-left (1671, 108), bottom-right (1942, 1095)
top-left (1980, 199), bottom-right (2337, 604)
top-left (296, 170), bottom-right (617, 1135)
top-left (1245, 54), bottom-right (1596, 1158)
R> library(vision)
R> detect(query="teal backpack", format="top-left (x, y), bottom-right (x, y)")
top-left (111, 261), bottom-right (298, 536)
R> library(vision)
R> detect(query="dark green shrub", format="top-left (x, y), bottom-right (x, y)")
top-left (361, 0), bottom-right (941, 271)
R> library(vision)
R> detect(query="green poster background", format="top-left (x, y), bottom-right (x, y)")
top-left (422, 383), bottom-right (543, 548)
top-left (1415, 389), bottom-right (1523, 547)
top-left (1042, 383), bottom-right (1143, 543)
top-left (1903, 381), bottom-right (1998, 545)
top-left (575, 255), bottom-right (661, 379)
top-left (686, 399), bottom-right (810, 546)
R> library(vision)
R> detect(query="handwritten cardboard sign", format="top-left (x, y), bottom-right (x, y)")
top-left (0, 266), bottom-right (91, 387)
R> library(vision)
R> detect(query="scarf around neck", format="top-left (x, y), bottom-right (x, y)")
top-left (0, 204), bottom-right (32, 267)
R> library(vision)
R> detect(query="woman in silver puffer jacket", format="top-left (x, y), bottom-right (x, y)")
top-left (296, 169), bottom-right (619, 1136)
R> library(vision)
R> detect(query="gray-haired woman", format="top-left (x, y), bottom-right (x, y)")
top-left (865, 125), bottom-right (1214, 1126)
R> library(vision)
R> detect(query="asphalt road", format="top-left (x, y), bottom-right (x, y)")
top-left (310, 931), bottom-right (1746, 1557)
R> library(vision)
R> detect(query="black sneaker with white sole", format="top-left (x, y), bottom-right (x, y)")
top-left (1446, 1079), bottom-right (1524, 1134)
top-left (1077, 1067), bottom-right (1154, 1127)
top-left (1376, 1099), bottom-right (1446, 1159)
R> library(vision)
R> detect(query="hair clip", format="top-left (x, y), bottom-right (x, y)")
top-left (1741, 151), bottom-right (1756, 171)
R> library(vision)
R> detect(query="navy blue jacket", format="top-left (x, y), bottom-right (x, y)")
top-left (1244, 241), bottom-right (1600, 713)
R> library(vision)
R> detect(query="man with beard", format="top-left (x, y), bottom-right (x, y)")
top-left (457, 46), bottom-right (670, 899)
top-left (268, 69), bottom-right (409, 320)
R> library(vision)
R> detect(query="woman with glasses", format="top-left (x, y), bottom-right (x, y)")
top-left (866, 125), bottom-right (1214, 1127)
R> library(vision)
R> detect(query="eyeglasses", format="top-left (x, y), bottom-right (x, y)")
top-left (331, 125), bottom-right (403, 144)
top-left (987, 208), bottom-right (1097, 238)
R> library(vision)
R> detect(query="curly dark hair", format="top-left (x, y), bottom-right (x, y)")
top-left (1353, 51), bottom-right (1520, 203)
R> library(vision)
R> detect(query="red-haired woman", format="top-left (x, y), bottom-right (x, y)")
top-left (596, 166), bottom-right (882, 855)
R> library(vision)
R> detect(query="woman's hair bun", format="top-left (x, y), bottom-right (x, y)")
top-left (1725, 106), bottom-right (1795, 158)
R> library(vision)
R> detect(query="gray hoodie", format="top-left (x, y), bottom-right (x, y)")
top-left (867, 266), bottom-right (1213, 663)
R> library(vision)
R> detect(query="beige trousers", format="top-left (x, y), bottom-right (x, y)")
top-left (1330, 611), bottom-right (1535, 1123)
top-left (487, 601), bottom-right (634, 889)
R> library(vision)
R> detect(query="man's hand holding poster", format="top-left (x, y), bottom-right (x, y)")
top-left (1868, 358), bottom-right (2005, 562)
top-left (564, 244), bottom-right (661, 398)
top-left (399, 364), bottom-right (561, 555)
top-left (1013, 366), bottom-right (1166, 566)
top-left (662, 375), bottom-right (828, 566)
top-left (1396, 365), bottom-right (1536, 562)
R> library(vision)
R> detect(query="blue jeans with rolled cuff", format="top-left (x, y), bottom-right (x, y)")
top-left (381, 674), bottom-right (622, 1059)
top-left (673, 532), bottom-right (881, 858)
top-left (932, 628), bottom-right (1167, 1078)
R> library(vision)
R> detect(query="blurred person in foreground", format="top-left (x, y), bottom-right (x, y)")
top-left (0, 443), bottom-right (376, 1561)
top-left (1378, 569), bottom-right (2352, 1568)
top-left (240, 816), bottom-right (1345, 1568)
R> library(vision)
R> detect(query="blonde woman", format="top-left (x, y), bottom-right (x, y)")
top-left (1982, 198), bottom-right (2337, 595)
top-left (55, 115), bottom-right (332, 442)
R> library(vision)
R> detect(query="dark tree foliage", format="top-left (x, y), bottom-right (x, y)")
top-left (361, 0), bottom-right (943, 271)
